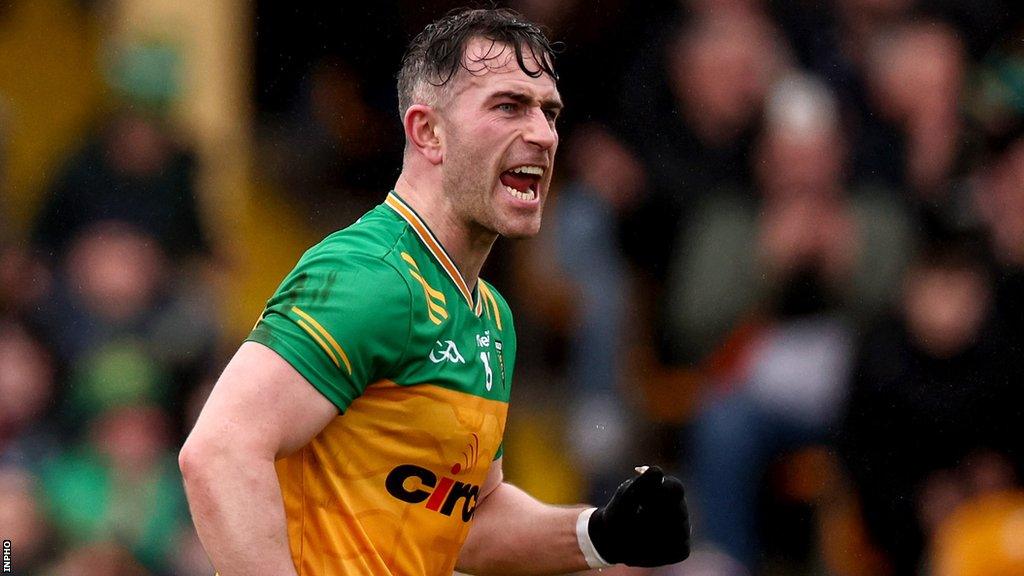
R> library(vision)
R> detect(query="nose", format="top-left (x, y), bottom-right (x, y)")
top-left (523, 108), bottom-right (557, 151)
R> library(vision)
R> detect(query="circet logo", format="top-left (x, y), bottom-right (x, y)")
top-left (384, 434), bottom-right (483, 522)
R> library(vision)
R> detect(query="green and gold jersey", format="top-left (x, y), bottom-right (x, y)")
top-left (246, 192), bottom-right (516, 576)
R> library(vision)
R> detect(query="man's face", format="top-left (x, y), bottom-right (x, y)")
top-left (437, 38), bottom-right (562, 239)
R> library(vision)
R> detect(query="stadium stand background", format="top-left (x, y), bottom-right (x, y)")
top-left (1, 0), bottom-right (1022, 574)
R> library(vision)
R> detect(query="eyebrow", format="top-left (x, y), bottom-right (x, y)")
top-left (489, 90), bottom-right (563, 114)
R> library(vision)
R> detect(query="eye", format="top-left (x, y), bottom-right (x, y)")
top-left (543, 108), bottom-right (559, 122)
top-left (496, 102), bottom-right (519, 114)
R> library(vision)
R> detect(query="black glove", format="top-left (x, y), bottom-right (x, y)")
top-left (588, 466), bottom-right (691, 567)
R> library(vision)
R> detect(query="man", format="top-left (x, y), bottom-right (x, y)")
top-left (180, 9), bottom-right (690, 575)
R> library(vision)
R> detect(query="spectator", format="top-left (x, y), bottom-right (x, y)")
top-left (0, 320), bottom-right (60, 470)
top-left (665, 73), bottom-right (913, 364)
top-left (30, 105), bottom-right (208, 264)
top-left (840, 241), bottom-right (1023, 575)
top-left (31, 223), bottom-right (219, 423)
top-left (671, 74), bottom-right (914, 571)
top-left (40, 402), bottom-right (187, 574)
top-left (31, 40), bottom-right (208, 263)
top-left (616, 6), bottom-right (786, 281)
top-left (862, 19), bottom-right (967, 202)
top-left (972, 134), bottom-right (1024, 342)
top-left (772, 5), bottom-right (970, 210)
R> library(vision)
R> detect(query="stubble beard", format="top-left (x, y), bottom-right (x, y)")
top-left (441, 127), bottom-right (546, 240)
top-left (442, 129), bottom-right (500, 238)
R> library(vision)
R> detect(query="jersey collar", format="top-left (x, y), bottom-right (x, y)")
top-left (385, 192), bottom-right (483, 315)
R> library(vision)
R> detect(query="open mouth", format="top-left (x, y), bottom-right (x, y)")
top-left (499, 165), bottom-right (544, 202)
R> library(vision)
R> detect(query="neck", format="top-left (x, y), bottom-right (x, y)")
top-left (394, 172), bottom-right (497, 290)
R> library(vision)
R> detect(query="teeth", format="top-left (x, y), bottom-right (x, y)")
top-left (510, 165), bottom-right (544, 176)
top-left (504, 184), bottom-right (536, 201)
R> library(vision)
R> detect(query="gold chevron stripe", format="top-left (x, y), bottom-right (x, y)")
top-left (401, 251), bottom-right (450, 325)
top-left (478, 283), bottom-right (491, 320)
top-left (409, 269), bottom-right (447, 303)
top-left (292, 306), bottom-right (353, 374)
top-left (407, 270), bottom-right (449, 324)
top-left (426, 299), bottom-right (449, 319)
top-left (386, 194), bottom-right (478, 312)
top-left (479, 283), bottom-right (503, 330)
top-left (480, 295), bottom-right (491, 320)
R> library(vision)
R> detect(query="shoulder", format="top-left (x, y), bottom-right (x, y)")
top-left (309, 206), bottom-right (410, 263)
top-left (262, 220), bottom-right (416, 347)
top-left (293, 209), bottom-right (414, 295)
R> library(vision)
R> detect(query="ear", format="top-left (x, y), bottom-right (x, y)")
top-left (404, 104), bottom-right (444, 165)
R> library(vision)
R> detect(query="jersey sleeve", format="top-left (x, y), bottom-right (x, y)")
top-left (246, 248), bottom-right (413, 411)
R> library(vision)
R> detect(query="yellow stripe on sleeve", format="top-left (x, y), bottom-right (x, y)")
top-left (292, 306), bottom-right (353, 375)
top-left (296, 318), bottom-right (340, 369)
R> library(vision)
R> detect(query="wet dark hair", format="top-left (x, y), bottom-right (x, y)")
top-left (396, 7), bottom-right (559, 117)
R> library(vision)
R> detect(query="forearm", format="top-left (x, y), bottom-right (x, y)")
top-left (180, 445), bottom-right (298, 576)
top-left (457, 482), bottom-right (590, 575)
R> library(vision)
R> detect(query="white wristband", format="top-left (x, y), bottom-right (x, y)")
top-left (576, 507), bottom-right (612, 568)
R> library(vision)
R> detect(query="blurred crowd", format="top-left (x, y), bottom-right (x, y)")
top-left (2, 0), bottom-right (1023, 575)
top-left (0, 7), bottom-right (218, 572)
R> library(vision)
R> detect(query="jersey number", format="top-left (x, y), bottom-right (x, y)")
top-left (480, 351), bottom-right (493, 391)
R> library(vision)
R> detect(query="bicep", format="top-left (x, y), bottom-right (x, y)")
top-left (189, 341), bottom-right (338, 459)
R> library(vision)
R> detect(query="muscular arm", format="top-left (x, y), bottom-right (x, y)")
top-left (456, 459), bottom-right (591, 575)
top-left (179, 341), bottom-right (338, 576)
